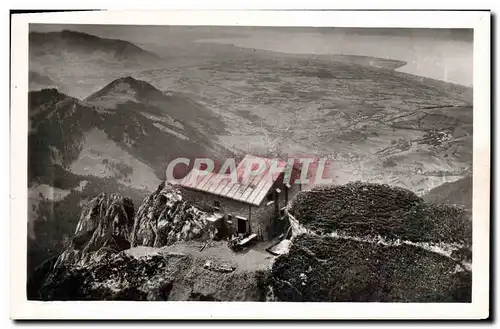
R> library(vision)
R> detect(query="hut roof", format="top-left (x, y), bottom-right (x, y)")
top-left (176, 155), bottom-right (292, 206)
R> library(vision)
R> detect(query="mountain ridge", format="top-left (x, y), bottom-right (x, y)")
top-left (30, 30), bottom-right (162, 62)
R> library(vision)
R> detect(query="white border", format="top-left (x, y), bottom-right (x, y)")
top-left (10, 10), bottom-right (490, 320)
top-left (17, 10), bottom-right (487, 28)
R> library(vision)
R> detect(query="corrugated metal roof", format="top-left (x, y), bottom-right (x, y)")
top-left (176, 155), bottom-right (289, 206)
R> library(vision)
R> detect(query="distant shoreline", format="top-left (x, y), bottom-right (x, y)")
top-left (195, 39), bottom-right (408, 71)
top-left (195, 39), bottom-right (472, 88)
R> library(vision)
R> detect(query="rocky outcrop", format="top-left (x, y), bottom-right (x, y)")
top-left (131, 182), bottom-right (211, 248)
top-left (54, 193), bottom-right (135, 267)
top-left (37, 181), bottom-right (209, 271)
top-left (28, 192), bottom-right (135, 300)
top-left (52, 181), bottom-right (210, 268)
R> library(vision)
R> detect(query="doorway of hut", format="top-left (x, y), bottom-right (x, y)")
top-left (237, 216), bottom-right (248, 235)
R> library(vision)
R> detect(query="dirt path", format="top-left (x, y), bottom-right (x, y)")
top-left (126, 239), bottom-right (276, 272)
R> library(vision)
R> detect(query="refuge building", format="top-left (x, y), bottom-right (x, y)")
top-left (174, 155), bottom-right (302, 241)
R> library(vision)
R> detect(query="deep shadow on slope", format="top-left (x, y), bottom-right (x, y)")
top-left (28, 89), bottom-right (103, 184)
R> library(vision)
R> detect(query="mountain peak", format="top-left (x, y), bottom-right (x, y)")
top-left (115, 75), bottom-right (139, 83)
top-left (85, 76), bottom-right (167, 106)
top-left (111, 76), bottom-right (155, 89)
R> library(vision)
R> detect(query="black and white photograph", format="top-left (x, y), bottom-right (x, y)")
top-left (9, 10), bottom-right (490, 320)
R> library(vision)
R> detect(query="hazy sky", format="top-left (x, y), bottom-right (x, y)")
top-left (31, 25), bottom-right (473, 86)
